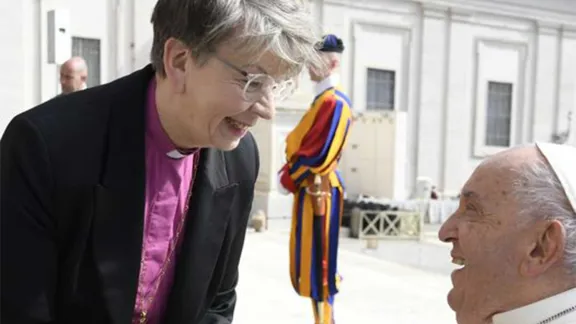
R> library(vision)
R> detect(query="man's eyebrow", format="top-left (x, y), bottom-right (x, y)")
top-left (461, 190), bottom-right (481, 201)
top-left (461, 189), bottom-right (491, 216)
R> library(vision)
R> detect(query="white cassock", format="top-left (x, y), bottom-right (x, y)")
top-left (492, 287), bottom-right (576, 324)
top-left (493, 142), bottom-right (576, 324)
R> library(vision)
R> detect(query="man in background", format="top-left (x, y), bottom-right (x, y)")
top-left (278, 34), bottom-right (353, 324)
top-left (59, 56), bottom-right (88, 94)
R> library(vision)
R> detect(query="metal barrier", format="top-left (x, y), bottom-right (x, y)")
top-left (353, 208), bottom-right (423, 241)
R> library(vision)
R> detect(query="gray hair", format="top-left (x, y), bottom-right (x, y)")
top-left (512, 158), bottom-right (576, 274)
top-left (150, 0), bottom-right (323, 78)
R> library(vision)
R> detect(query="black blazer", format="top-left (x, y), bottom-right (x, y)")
top-left (0, 65), bottom-right (259, 324)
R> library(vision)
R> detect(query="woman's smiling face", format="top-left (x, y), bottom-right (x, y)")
top-left (160, 39), bottom-right (295, 150)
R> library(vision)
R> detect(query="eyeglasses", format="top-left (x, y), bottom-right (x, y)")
top-left (215, 56), bottom-right (296, 102)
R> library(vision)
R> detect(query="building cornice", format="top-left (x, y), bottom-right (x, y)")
top-left (325, 0), bottom-right (576, 29)
top-left (418, 0), bottom-right (576, 28)
top-left (325, 0), bottom-right (420, 15)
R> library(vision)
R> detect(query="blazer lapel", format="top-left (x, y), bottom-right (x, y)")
top-left (91, 66), bottom-right (153, 323)
top-left (164, 148), bottom-right (238, 324)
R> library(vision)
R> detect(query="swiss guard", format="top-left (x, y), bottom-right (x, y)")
top-left (277, 34), bottom-right (353, 324)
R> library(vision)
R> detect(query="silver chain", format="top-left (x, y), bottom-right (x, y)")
top-left (536, 305), bottom-right (576, 324)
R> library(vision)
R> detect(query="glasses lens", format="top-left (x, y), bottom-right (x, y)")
top-left (275, 80), bottom-right (296, 101)
top-left (243, 75), bottom-right (274, 101)
top-left (243, 75), bottom-right (296, 101)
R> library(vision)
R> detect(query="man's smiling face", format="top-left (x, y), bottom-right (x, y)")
top-left (438, 150), bottom-right (538, 323)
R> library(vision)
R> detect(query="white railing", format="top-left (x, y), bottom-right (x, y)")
top-left (390, 199), bottom-right (459, 224)
top-left (352, 208), bottom-right (423, 241)
top-left (346, 195), bottom-right (459, 225)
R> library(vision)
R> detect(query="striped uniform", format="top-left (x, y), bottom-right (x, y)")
top-left (279, 86), bottom-right (352, 324)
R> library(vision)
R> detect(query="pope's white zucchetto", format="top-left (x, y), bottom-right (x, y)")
top-left (535, 142), bottom-right (576, 214)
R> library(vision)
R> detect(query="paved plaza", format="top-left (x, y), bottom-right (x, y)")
top-left (234, 222), bottom-right (457, 324)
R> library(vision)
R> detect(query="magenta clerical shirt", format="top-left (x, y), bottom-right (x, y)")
top-left (132, 78), bottom-right (198, 323)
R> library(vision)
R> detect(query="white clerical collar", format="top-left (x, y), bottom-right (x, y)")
top-left (314, 74), bottom-right (340, 96)
top-left (166, 148), bottom-right (198, 160)
top-left (167, 150), bottom-right (188, 159)
top-left (492, 287), bottom-right (576, 324)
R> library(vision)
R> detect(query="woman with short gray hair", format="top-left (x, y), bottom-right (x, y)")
top-left (0, 1), bottom-right (321, 323)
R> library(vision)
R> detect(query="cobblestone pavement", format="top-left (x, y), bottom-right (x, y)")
top-left (234, 222), bottom-right (457, 324)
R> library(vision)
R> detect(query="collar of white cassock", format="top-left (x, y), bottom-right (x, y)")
top-left (536, 142), bottom-right (576, 214)
top-left (492, 287), bottom-right (576, 323)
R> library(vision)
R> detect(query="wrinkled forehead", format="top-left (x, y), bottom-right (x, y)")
top-left (462, 160), bottom-right (519, 213)
top-left (466, 146), bottom-right (543, 199)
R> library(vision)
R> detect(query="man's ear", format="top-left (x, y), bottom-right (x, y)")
top-left (163, 38), bottom-right (191, 93)
top-left (520, 220), bottom-right (566, 277)
top-left (332, 55), bottom-right (341, 70)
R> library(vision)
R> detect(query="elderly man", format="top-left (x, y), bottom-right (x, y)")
top-left (1, 0), bottom-right (321, 323)
top-left (439, 142), bottom-right (576, 324)
top-left (59, 56), bottom-right (88, 94)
